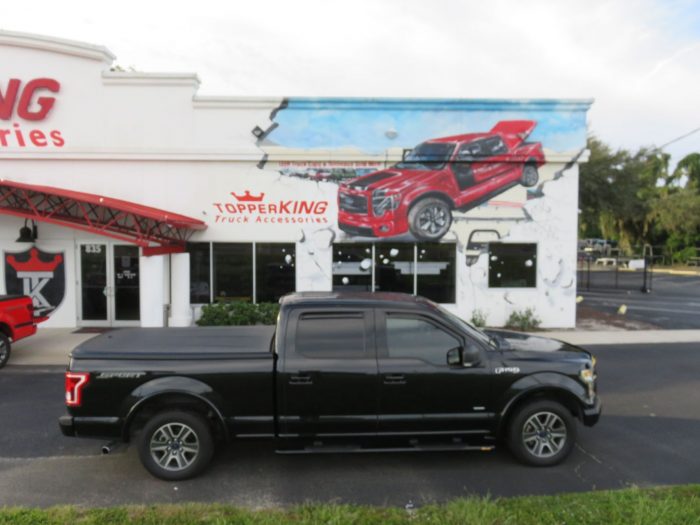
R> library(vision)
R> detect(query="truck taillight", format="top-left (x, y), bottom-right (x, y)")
top-left (65, 372), bottom-right (89, 407)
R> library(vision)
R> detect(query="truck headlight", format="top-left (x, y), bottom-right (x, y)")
top-left (580, 359), bottom-right (597, 400)
top-left (579, 368), bottom-right (595, 383)
top-left (372, 189), bottom-right (400, 217)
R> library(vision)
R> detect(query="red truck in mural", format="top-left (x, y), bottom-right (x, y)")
top-left (338, 120), bottom-right (545, 241)
top-left (0, 295), bottom-right (38, 368)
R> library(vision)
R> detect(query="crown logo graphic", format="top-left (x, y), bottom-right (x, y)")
top-left (231, 191), bottom-right (265, 202)
top-left (7, 248), bottom-right (63, 273)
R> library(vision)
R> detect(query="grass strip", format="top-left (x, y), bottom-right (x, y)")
top-left (0, 484), bottom-right (698, 525)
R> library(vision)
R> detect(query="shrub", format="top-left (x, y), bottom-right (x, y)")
top-left (196, 302), bottom-right (280, 326)
top-left (470, 309), bottom-right (488, 327)
top-left (505, 308), bottom-right (541, 331)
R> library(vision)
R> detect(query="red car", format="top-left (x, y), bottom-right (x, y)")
top-left (0, 295), bottom-right (38, 368)
top-left (338, 120), bottom-right (545, 240)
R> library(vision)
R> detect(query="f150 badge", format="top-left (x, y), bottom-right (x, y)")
top-left (495, 367), bottom-right (520, 375)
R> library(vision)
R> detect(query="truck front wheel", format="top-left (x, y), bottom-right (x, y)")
top-left (0, 333), bottom-right (11, 369)
top-left (408, 197), bottom-right (452, 241)
top-left (138, 410), bottom-right (214, 481)
top-left (507, 399), bottom-right (576, 466)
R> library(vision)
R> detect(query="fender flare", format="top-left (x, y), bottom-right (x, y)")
top-left (121, 376), bottom-right (229, 442)
top-left (496, 372), bottom-right (588, 435)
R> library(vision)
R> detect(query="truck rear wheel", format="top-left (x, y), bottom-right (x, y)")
top-left (0, 333), bottom-right (11, 369)
top-left (408, 197), bottom-right (452, 241)
top-left (507, 399), bottom-right (576, 466)
top-left (138, 410), bottom-right (214, 481)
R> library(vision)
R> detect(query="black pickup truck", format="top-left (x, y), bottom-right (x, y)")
top-left (60, 292), bottom-right (601, 480)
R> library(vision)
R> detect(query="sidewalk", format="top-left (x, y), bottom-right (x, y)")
top-left (6, 327), bottom-right (700, 367)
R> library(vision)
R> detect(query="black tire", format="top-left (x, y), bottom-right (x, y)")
top-left (520, 164), bottom-right (539, 187)
top-left (408, 197), bottom-right (452, 241)
top-left (0, 333), bottom-right (11, 369)
top-left (507, 399), bottom-right (576, 467)
top-left (138, 410), bottom-right (214, 481)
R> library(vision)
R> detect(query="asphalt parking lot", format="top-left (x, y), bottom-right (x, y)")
top-left (1, 342), bottom-right (699, 508)
top-left (580, 273), bottom-right (700, 329)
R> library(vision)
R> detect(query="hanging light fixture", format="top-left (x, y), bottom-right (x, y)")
top-left (16, 219), bottom-right (38, 243)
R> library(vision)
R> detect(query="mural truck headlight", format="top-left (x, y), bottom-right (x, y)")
top-left (372, 189), bottom-right (401, 217)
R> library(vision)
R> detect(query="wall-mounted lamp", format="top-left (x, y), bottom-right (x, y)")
top-left (16, 219), bottom-right (38, 243)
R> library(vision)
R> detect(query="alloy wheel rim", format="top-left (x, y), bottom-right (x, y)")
top-left (418, 205), bottom-right (449, 235)
top-left (523, 166), bottom-right (537, 186)
top-left (522, 411), bottom-right (567, 458)
top-left (0, 339), bottom-right (7, 362)
top-left (149, 422), bottom-right (200, 471)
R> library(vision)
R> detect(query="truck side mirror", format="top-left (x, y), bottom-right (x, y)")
top-left (446, 347), bottom-right (463, 367)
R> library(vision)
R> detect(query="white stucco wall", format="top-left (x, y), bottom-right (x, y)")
top-left (0, 30), bottom-right (590, 328)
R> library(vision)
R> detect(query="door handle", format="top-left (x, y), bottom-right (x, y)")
top-left (289, 374), bottom-right (313, 385)
top-left (383, 374), bottom-right (406, 385)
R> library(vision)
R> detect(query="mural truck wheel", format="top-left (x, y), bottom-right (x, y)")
top-left (521, 164), bottom-right (539, 187)
top-left (0, 333), bottom-right (11, 369)
top-left (408, 197), bottom-right (452, 241)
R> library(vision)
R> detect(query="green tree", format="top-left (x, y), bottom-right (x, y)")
top-left (579, 137), bottom-right (660, 252)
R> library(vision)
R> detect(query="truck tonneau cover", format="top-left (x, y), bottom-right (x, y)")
top-left (71, 326), bottom-right (275, 360)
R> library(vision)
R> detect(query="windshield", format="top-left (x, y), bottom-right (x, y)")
top-left (433, 303), bottom-right (498, 349)
top-left (395, 142), bottom-right (455, 170)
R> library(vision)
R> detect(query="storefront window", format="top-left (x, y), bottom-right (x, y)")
top-left (256, 243), bottom-right (296, 302)
top-left (213, 243), bottom-right (253, 302)
top-left (333, 243), bottom-right (373, 291)
top-left (488, 243), bottom-right (537, 288)
top-left (374, 243), bottom-right (414, 295)
top-left (417, 243), bottom-right (456, 303)
top-left (333, 242), bottom-right (455, 302)
top-left (190, 242), bottom-right (297, 303)
top-left (189, 243), bottom-right (211, 303)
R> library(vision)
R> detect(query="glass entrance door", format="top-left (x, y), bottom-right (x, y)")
top-left (80, 243), bottom-right (108, 323)
top-left (79, 243), bottom-right (140, 326)
top-left (113, 245), bottom-right (140, 322)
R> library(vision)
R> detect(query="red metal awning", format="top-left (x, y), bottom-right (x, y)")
top-left (0, 179), bottom-right (206, 255)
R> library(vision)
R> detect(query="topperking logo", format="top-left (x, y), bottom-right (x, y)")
top-left (4, 247), bottom-right (65, 317)
top-left (212, 190), bottom-right (329, 224)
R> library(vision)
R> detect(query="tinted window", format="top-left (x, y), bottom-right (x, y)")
top-left (375, 243), bottom-right (414, 294)
top-left (333, 244), bottom-right (373, 291)
top-left (256, 243), bottom-right (295, 302)
top-left (395, 142), bottom-right (455, 170)
top-left (484, 137), bottom-right (507, 156)
top-left (417, 243), bottom-right (456, 302)
top-left (385, 316), bottom-right (460, 366)
top-left (213, 243), bottom-right (253, 301)
top-left (189, 242), bottom-right (211, 303)
top-left (489, 243), bottom-right (537, 288)
top-left (457, 139), bottom-right (488, 159)
top-left (296, 313), bottom-right (367, 358)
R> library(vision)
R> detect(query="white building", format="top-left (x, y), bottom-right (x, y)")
top-left (0, 30), bottom-right (591, 329)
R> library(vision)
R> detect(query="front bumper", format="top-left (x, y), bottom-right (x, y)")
top-left (338, 209), bottom-right (408, 238)
top-left (582, 396), bottom-right (602, 427)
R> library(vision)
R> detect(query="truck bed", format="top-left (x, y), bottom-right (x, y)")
top-left (71, 326), bottom-right (276, 360)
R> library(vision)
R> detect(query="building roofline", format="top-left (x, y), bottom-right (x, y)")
top-left (0, 29), bottom-right (115, 63)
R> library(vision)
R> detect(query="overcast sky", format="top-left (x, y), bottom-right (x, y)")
top-left (3, 0), bottom-right (699, 166)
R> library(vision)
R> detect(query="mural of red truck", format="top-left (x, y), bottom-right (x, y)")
top-left (337, 120), bottom-right (545, 241)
